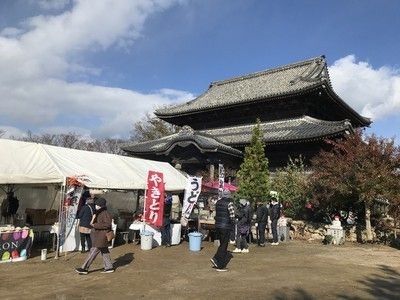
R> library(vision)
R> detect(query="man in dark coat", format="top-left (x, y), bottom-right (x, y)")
top-left (270, 197), bottom-right (281, 245)
top-left (75, 197), bottom-right (114, 274)
top-left (255, 199), bottom-right (268, 247)
top-left (160, 194), bottom-right (172, 247)
top-left (210, 190), bottom-right (235, 272)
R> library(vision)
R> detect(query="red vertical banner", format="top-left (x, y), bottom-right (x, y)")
top-left (144, 171), bottom-right (165, 227)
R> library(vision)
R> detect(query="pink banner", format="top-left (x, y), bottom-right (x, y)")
top-left (144, 171), bottom-right (165, 227)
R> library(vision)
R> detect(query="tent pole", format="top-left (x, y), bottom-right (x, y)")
top-left (54, 179), bottom-right (66, 259)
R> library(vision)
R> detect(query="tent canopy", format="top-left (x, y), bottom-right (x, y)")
top-left (0, 139), bottom-right (187, 191)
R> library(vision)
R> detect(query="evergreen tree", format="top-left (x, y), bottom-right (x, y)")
top-left (236, 119), bottom-right (270, 204)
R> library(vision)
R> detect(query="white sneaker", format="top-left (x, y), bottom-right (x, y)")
top-left (241, 248), bottom-right (249, 253)
top-left (215, 268), bottom-right (228, 272)
top-left (232, 248), bottom-right (242, 253)
top-left (271, 242), bottom-right (279, 246)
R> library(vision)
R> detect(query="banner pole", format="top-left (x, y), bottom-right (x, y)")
top-left (143, 187), bottom-right (147, 233)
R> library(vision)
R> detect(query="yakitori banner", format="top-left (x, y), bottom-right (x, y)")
top-left (144, 171), bottom-right (165, 227)
top-left (181, 176), bottom-right (202, 219)
top-left (0, 228), bottom-right (33, 262)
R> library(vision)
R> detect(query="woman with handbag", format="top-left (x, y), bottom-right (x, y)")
top-left (75, 197), bottom-right (115, 274)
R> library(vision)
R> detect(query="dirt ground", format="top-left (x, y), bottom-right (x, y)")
top-left (1, 239), bottom-right (400, 300)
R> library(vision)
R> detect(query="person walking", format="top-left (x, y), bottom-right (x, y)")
top-left (233, 199), bottom-right (252, 253)
top-left (255, 199), bottom-right (268, 247)
top-left (211, 190), bottom-right (236, 272)
top-left (77, 196), bottom-right (95, 253)
top-left (75, 197), bottom-right (115, 274)
top-left (270, 197), bottom-right (281, 245)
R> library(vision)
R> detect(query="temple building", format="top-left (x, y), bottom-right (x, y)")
top-left (122, 55), bottom-right (371, 178)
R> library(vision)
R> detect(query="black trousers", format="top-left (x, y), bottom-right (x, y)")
top-left (80, 232), bottom-right (92, 251)
top-left (160, 221), bottom-right (171, 246)
top-left (271, 219), bottom-right (278, 243)
top-left (257, 222), bottom-right (267, 244)
top-left (213, 228), bottom-right (231, 269)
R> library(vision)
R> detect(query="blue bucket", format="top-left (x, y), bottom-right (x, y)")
top-left (188, 232), bottom-right (203, 251)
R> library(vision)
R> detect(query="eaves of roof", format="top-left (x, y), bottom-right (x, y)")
top-left (121, 126), bottom-right (243, 157)
top-left (199, 116), bottom-right (354, 146)
top-left (122, 116), bottom-right (354, 156)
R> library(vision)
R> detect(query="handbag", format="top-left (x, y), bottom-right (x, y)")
top-left (106, 230), bottom-right (115, 242)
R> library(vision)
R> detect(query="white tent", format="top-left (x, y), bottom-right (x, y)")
top-left (0, 138), bottom-right (187, 191)
top-left (0, 138), bottom-right (188, 254)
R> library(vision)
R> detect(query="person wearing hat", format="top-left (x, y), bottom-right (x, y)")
top-left (75, 197), bottom-right (115, 274)
top-left (210, 189), bottom-right (236, 272)
top-left (233, 199), bottom-right (252, 253)
top-left (270, 196), bottom-right (281, 245)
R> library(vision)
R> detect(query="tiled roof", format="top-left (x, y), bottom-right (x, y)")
top-left (156, 56), bottom-right (329, 117)
top-left (121, 126), bottom-right (243, 157)
top-left (122, 116), bottom-right (353, 157)
top-left (200, 116), bottom-right (353, 146)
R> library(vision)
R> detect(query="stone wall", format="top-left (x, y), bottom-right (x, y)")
top-left (289, 220), bottom-right (377, 243)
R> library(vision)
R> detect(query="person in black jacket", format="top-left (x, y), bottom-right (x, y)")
top-left (160, 194), bottom-right (172, 247)
top-left (233, 199), bottom-right (252, 253)
top-left (77, 196), bottom-right (95, 253)
top-left (255, 199), bottom-right (268, 247)
top-left (270, 197), bottom-right (281, 245)
top-left (211, 190), bottom-right (235, 272)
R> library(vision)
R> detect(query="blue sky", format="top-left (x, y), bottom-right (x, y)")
top-left (0, 0), bottom-right (399, 144)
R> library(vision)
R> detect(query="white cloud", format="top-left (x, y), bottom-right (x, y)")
top-left (329, 55), bottom-right (400, 121)
top-left (0, 0), bottom-right (190, 139)
top-left (2, 1), bottom-right (399, 142)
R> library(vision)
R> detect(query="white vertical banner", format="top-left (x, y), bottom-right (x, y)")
top-left (218, 163), bottom-right (225, 199)
top-left (181, 176), bottom-right (202, 223)
top-left (60, 185), bottom-right (84, 252)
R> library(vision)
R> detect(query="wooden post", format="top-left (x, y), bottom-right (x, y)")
top-left (209, 164), bottom-right (215, 182)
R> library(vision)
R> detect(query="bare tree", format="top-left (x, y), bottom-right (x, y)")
top-left (11, 131), bottom-right (127, 154)
top-left (130, 112), bottom-right (179, 142)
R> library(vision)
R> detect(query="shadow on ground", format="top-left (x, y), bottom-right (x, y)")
top-left (114, 252), bottom-right (134, 269)
top-left (337, 264), bottom-right (400, 300)
top-left (271, 288), bottom-right (315, 300)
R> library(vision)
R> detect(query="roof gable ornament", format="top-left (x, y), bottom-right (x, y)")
top-left (290, 56), bottom-right (327, 85)
top-left (178, 125), bottom-right (195, 136)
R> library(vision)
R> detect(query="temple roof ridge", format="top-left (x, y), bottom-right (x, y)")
top-left (210, 55), bottom-right (326, 88)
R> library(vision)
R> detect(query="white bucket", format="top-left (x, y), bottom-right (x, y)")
top-left (140, 231), bottom-right (154, 250)
top-left (41, 249), bottom-right (47, 261)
